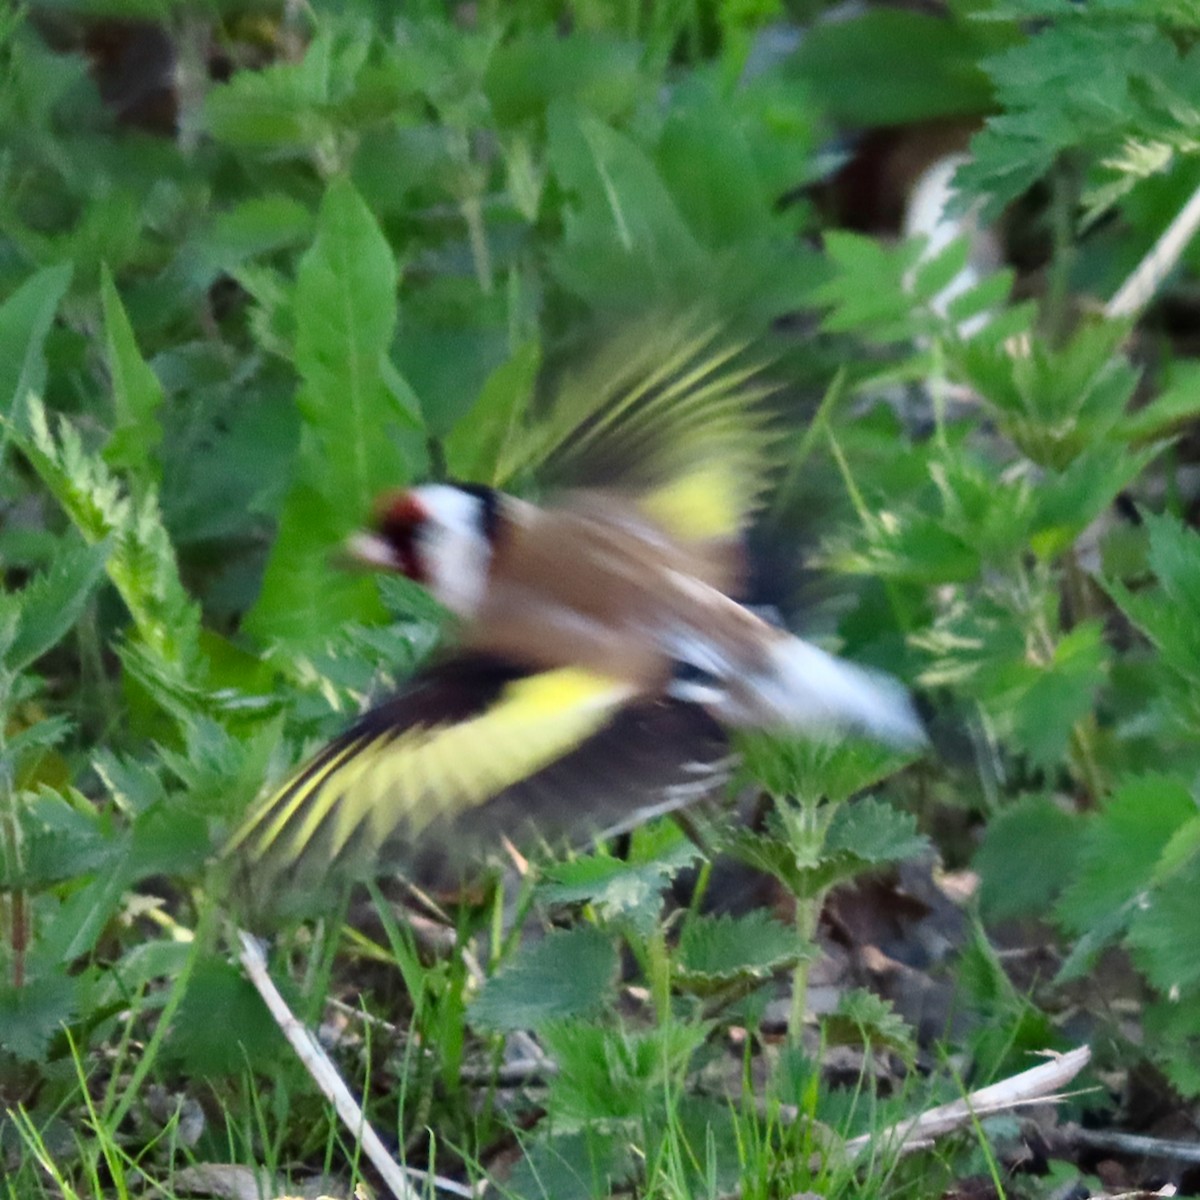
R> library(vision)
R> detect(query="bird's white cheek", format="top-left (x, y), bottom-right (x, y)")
top-left (425, 527), bottom-right (493, 618)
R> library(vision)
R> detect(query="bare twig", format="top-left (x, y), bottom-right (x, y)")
top-left (236, 930), bottom-right (481, 1199)
top-left (846, 1045), bottom-right (1092, 1162)
top-left (1069, 1125), bottom-right (1200, 1165)
top-left (1106, 182), bottom-right (1200, 320)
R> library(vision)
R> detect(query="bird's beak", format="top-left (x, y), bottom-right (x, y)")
top-left (341, 530), bottom-right (398, 571)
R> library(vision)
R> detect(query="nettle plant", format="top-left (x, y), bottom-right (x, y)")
top-left (5, 0), bottom-right (1200, 1190)
top-left (813, 223), bottom-right (1200, 1090)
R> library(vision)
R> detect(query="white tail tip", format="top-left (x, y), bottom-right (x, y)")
top-left (757, 636), bottom-right (926, 749)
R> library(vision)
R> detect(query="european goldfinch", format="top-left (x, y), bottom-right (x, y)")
top-left (233, 321), bottom-right (923, 890)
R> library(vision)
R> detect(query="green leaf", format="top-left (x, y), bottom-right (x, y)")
top-left (6, 787), bottom-right (118, 889)
top-left (166, 958), bottom-right (285, 1076)
top-left (540, 839), bottom-right (698, 936)
top-left (11, 398), bottom-right (201, 674)
top-left (958, 20), bottom-right (1200, 217)
top-left (1152, 815), bottom-right (1200, 887)
top-left (444, 340), bottom-right (541, 485)
top-left (675, 911), bottom-right (811, 994)
top-left (0, 975), bottom-right (76, 1062)
top-left (1009, 621), bottom-right (1107, 767)
top-left (825, 796), bottom-right (929, 865)
top-left (1058, 775), bottom-right (1196, 935)
top-left (976, 794), bottom-right (1081, 923)
top-left (825, 989), bottom-right (915, 1058)
top-left (246, 176), bottom-right (411, 646)
top-left (1128, 858), bottom-right (1200, 996)
top-left (504, 1132), bottom-right (629, 1200)
top-left (790, 8), bottom-right (995, 127)
top-left (1144, 992), bottom-right (1200, 1099)
top-left (292, 175), bottom-right (407, 512)
top-left (541, 1019), bottom-right (707, 1131)
top-left (546, 104), bottom-right (708, 304)
top-left (739, 734), bottom-right (909, 804)
top-left (37, 863), bottom-right (132, 967)
top-left (469, 926), bottom-right (617, 1033)
top-left (244, 479), bottom-right (386, 647)
top-left (655, 75), bottom-right (774, 249)
top-left (0, 263), bottom-right (72, 417)
top-left (1121, 363), bottom-right (1200, 442)
top-left (486, 30), bottom-right (643, 127)
top-left (202, 26), bottom-right (351, 152)
top-left (1030, 444), bottom-right (1159, 559)
top-left (100, 265), bottom-right (164, 478)
top-left (5, 537), bottom-right (111, 673)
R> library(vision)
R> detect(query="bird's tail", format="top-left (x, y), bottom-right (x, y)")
top-left (743, 634), bottom-right (926, 749)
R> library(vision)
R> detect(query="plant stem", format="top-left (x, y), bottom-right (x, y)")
top-left (788, 887), bottom-right (823, 1047)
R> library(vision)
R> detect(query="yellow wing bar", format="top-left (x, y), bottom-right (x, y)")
top-left (232, 668), bottom-right (636, 868)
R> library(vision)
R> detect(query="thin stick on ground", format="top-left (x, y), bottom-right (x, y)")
top-left (236, 929), bottom-right (481, 1200)
top-left (1068, 1126), bottom-right (1200, 1165)
top-left (846, 1044), bottom-right (1093, 1162)
top-left (1106, 182), bottom-right (1200, 320)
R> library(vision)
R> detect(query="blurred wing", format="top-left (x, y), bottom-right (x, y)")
top-left (231, 655), bottom-right (730, 892)
top-left (512, 317), bottom-right (777, 549)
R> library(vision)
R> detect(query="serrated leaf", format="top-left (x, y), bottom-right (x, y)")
top-left (541, 839), bottom-right (698, 935)
top-left (675, 911), bottom-right (811, 993)
top-left (502, 1131), bottom-right (629, 1200)
top-left (1144, 992), bottom-right (1200, 1098)
top-left (0, 974), bottom-right (75, 1062)
top-left (12, 398), bottom-right (200, 673)
top-left (0, 263), bottom-right (72, 417)
top-left (1009, 621), bottom-right (1108, 767)
top-left (38, 864), bottom-right (132, 966)
top-left (1152, 815), bottom-right (1200, 887)
top-left (5, 787), bottom-right (119, 889)
top-left (1128, 859), bottom-right (1200, 994)
top-left (469, 926), bottom-right (617, 1033)
top-left (826, 989), bottom-right (915, 1057)
top-left (6, 537), bottom-right (111, 673)
top-left (101, 265), bottom-right (164, 477)
top-left (1057, 774), bottom-right (1196, 935)
top-left (909, 236), bottom-right (972, 306)
top-left (739, 733), bottom-right (908, 804)
top-left (541, 1019), bottom-right (707, 1131)
top-left (244, 478), bottom-right (386, 646)
top-left (825, 796), bottom-right (928, 865)
top-left (246, 177), bottom-right (410, 647)
top-left (976, 794), bottom-right (1081, 923)
top-left (1145, 510), bottom-right (1200, 619)
top-left (1122, 365), bottom-right (1200, 442)
top-left (166, 958), bottom-right (284, 1076)
top-left (293, 176), bottom-right (406, 511)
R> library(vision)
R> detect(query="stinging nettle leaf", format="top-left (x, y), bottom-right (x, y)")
top-left (6, 537), bottom-right (112, 673)
top-left (825, 795), bottom-right (929, 865)
top-left (100, 264), bottom-right (165, 479)
top-left (469, 925), bottom-right (617, 1033)
top-left (675, 911), bottom-right (812, 993)
top-left (0, 263), bottom-right (72, 419)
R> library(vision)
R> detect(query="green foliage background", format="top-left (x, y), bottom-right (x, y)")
top-left (4, 0), bottom-right (1200, 1195)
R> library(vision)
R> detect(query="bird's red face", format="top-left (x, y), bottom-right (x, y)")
top-left (346, 484), bottom-right (500, 618)
top-left (367, 490), bottom-right (432, 583)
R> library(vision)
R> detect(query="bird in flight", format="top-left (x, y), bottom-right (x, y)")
top-left (231, 319), bottom-right (923, 892)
